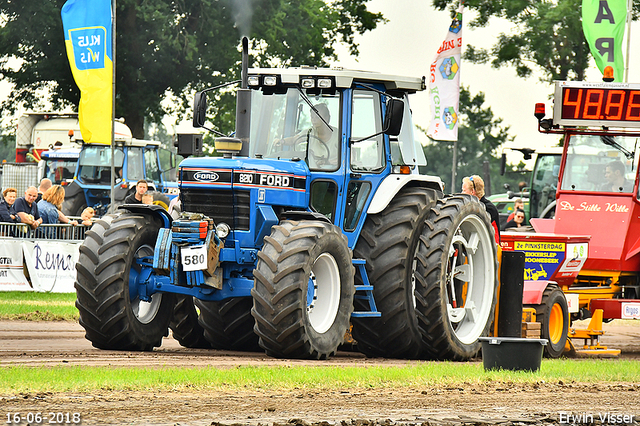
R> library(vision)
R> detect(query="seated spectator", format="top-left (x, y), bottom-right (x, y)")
top-left (0, 188), bottom-right (21, 223)
top-left (141, 193), bottom-right (154, 205)
top-left (504, 209), bottom-right (526, 230)
top-left (506, 198), bottom-right (525, 223)
top-left (37, 185), bottom-right (78, 225)
top-left (14, 186), bottom-right (43, 230)
top-left (124, 180), bottom-right (148, 204)
top-left (80, 207), bottom-right (95, 226)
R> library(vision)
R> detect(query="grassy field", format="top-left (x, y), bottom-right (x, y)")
top-left (1, 291), bottom-right (639, 395)
top-left (1, 360), bottom-right (640, 394)
top-left (0, 291), bottom-right (77, 321)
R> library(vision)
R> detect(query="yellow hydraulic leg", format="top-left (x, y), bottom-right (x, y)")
top-left (565, 309), bottom-right (621, 357)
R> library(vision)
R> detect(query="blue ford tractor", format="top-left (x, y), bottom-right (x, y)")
top-left (75, 39), bottom-right (498, 360)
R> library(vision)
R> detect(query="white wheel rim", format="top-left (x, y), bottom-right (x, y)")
top-left (130, 244), bottom-right (162, 324)
top-left (307, 253), bottom-right (341, 334)
top-left (444, 214), bottom-right (495, 345)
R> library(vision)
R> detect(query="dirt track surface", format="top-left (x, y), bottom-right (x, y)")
top-left (1, 320), bottom-right (640, 425)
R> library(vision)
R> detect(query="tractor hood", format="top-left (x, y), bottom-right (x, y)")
top-left (179, 156), bottom-right (309, 209)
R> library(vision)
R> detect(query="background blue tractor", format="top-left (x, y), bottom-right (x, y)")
top-left (62, 138), bottom-right (180, 216)
top-left (75, 39), bottom-right (499, 360)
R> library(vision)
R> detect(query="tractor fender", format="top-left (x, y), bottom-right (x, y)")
top-left (523, 280), bottom-right (557, 305)
top-left (367, 175), bottom-right (444, 215)
top-left (118, 204), bottom-right (173, 228)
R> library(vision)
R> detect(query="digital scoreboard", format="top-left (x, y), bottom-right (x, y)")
top-left (552, 81), bottom-right (640, 128)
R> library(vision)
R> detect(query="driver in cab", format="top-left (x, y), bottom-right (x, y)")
top-left (601, 160), bottom-right (633, 192)
top-left (273, 103), bottom-right (339, 169)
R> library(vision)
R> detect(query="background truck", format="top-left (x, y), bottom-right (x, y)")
top-left (74, 38), bottom-right (499, 360)
top-left (502, 77), bottom-right (640, 357)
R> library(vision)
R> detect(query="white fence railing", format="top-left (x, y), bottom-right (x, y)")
top-left (0, 222), bottom-right (89, 241)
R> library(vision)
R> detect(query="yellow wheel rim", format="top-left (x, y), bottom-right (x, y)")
top-left (548, 303), bottom-right (564, 344)
top-left (153, 200), bottom-right (169, 209)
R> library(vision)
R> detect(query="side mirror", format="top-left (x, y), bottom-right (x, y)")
top-left (500, 153), bottom-right (507, 176)
top-left (193, 91), bottom-right (207, 128)
top-left (383, 98), bottom-right (404, 136)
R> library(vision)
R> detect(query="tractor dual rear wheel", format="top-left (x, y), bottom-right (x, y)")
top-left (352, 190), bottom-right (498, 360)
top-left (169, 295), bottom-right (210, 349)
top-left (352, 187), bottom-right (439, 359)
top-left (196, 298), bottom-right (261, 352)
top-left (252, 220), bottom-right (354, 359)
top-left (75, 214), bottom-right (174, 351)
top-left (416, 194), bottom-right (499, 360)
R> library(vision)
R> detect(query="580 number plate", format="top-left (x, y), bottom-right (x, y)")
top-left (181, 245), bottom-right (207, 271)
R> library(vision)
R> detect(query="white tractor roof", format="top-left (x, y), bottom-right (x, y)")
top-left (249, 67), bottom-right (426, 92)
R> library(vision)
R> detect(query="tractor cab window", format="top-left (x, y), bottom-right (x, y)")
top-left (530, 153), bottom-right (561, 218)
top-left (561, 135), bottom-right (638, 193)
top-left (350, 90), bottom-right (384, 172)
top-left (250, 89), bottom-right (340, 171)
top-left (44, 159), bottom-right (77, 184)
top-left (392, 96), bottom-right (427, 167)
top-left (77, 146), bottom-right (124, 184)
top-left (144, 148), bottom-right (161, 183)
top-left (127, 147), bottom-right (144, 182)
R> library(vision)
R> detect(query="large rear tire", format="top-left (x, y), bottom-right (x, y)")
top-left (169, 295), bottom-right (210, 349)
top-left (252, 220), bottom-right (354, 359)
top-left (195, 298), bottom-right (261, 351)
top-left (415, 194), bottom-right (499, 360)
top-left (75, 213), bottom-right (174, 351)
top-left (63, 193), bottom-right (87, 217)
top-left (352, 187), bottom-right (440, 358)
top-left (526, 285), bottom-right (568, 358)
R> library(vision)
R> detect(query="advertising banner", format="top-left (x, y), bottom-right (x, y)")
top-left (22, 241), bottom-right (79, 293)
top-left (61, 0), bottom-right (113, 144)
top-left (0, 241), bottom-right (31, 291)
top-left (582, 0), bottom-right (626, 81)
top-left (427, 6), bottom-right (463, 141)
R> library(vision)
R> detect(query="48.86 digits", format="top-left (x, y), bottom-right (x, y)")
top-left (6, 412), bottom-right (81, 424)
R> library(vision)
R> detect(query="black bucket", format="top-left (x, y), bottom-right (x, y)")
top-left (479, 337), bottom-right (548, 372)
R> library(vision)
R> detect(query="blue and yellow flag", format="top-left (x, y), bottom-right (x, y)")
top-left (61, 0), bottom-right (113, 144)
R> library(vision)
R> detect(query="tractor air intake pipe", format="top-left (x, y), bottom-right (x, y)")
top-left (236, 37), bottom-right (251, 156)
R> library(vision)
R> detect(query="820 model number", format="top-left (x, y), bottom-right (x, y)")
top-left (6, 412), bottom-right (81, 424)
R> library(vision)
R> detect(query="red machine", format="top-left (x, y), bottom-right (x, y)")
top-left (503, 75), bottom-right (640, 357)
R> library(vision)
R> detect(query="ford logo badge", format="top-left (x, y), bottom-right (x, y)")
top-left (193, 171), bottom-right (219, 182)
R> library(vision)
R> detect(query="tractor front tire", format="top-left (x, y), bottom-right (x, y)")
top-left (252, 220), bottom-right (354, 359)
top-left (195, 298), bottom-right (261, 351)
top-left (75, 213), bottom-right (174, 351)
top-left (415, 194), bottom-right (499, 360)
top-left (352, 187), bottom-right (439, 359)
top-left (169, 295), bottom-right (210, 349)
top-left (526, 285), bottom-right (568, 358)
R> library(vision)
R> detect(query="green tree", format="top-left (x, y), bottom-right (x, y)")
top-left (432, 0), bottom-right (638, 82)
top-left (0, 128), bottom-right (15, 163)
top-left (0, 1), bottom-right (384, 138)
top-left (420, 86), bottom-right (516, 195)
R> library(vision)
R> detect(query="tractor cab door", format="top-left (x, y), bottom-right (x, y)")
top-left (338, 88), bottom-right (386, 248)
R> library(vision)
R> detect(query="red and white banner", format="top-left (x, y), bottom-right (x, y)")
top-left (427, 5), bottom-right (463, 141)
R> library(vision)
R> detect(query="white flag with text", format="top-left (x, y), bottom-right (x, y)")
top-left (427, 6), bottom-right (463, 141)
